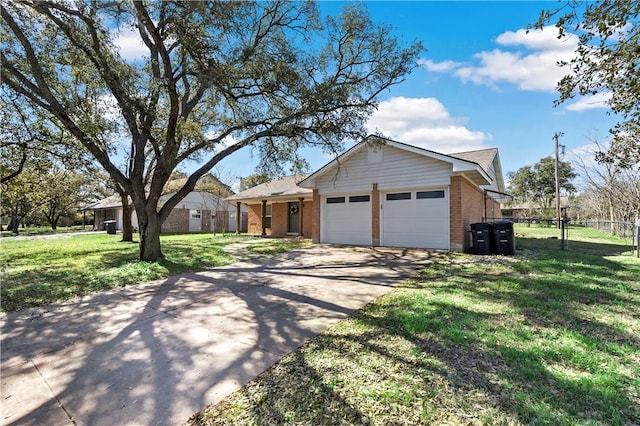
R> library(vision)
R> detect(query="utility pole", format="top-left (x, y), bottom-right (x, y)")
top-left (553, 132), bottom-right (564, 230)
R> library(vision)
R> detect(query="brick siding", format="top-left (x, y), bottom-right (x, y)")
top-left (246, 201), bottom-right (314, 237)
top-left (449, 176), bottom-right (503, 251)
top-left (450, 176), bottom-right (484, 251)
top-left (247, 204), bottom-right (263, 235)
top-left (371, 183), bottom-right (380, 246)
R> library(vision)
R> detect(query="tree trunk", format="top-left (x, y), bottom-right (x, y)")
top-left (9, 215), bottom-right (19, 234)
top-left (119, 192), bottom-right (133, 242)
top-left (138, 208), bottom-right (163, 261)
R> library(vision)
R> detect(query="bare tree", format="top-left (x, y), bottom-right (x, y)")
top-left (570, 136), bottom-right (640, 235)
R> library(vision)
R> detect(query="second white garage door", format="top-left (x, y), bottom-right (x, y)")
top-left (381, 189), bottom-right (449, 249)
top-left (321, 195), bottom-right (371, 245)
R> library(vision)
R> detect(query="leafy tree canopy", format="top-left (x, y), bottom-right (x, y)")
top-left (239, 172), bottom-right (273, 192)
top-left (0, 93), bottom-right (91, 183)
top-left (534, 0), bottom-right (640, 167)
top-left (1, 0), bottom-right (422, 260)
top-left (507, 156), bottom-right (577, 214)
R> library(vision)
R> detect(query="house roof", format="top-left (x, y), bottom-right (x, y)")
top-left (227, 174), bottom-right (313, 203)
top-left (299, 136), bottom-right (494, 188)
top-left (450, 147), bottom-right (505, 193)
top-left (81, 190), bottom-right (240, 212)
top-left (227, 138), bottom-right (507, 204)
top-left (449, 148), bottom-right (497, 173)
top-left (79, 194), bottom-right (124, 211)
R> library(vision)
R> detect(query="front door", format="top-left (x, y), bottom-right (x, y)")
top-left (287, 201), bottom-right (300, 234)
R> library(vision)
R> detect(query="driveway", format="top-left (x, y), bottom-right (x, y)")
top-left (1, 245), bottom-right (439, 425)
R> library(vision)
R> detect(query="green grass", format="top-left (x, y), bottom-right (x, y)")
top-left (246, 238), bottom-right (312, 255)
top-left (0, 233), bottom-right (309, 313)
top-left (188, 225), bottom-right (640, 426)
top-left (1, 225), bottom-right (89, 237)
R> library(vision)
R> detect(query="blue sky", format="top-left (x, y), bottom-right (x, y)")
top-left (344, 1), bottom-right (617, 176)
top-left (114, 1), bottom-right (617, 188)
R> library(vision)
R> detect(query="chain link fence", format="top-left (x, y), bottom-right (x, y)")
top-left (579, 220), bottom-right (636, 240)
top-left (501, 217), bottom-right (640, 257)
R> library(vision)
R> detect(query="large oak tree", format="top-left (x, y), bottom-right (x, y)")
top-left (1, 0), bottom-right (422, 260)
top-left (507, 156), bottom-right (577, 218)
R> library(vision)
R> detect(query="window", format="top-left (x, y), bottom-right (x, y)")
top-left (326, 197), bottom-right (346, 204)
top-left (349, 195), bottom-right (370, 203)
top-left (264, 204), bottom-right (272, 228)
top-left (190, 209), bottom-right (201, 219)
top-left (417, 190), bottom-right (445, 199)
top-left (386, 192), bottom-right (411, 201)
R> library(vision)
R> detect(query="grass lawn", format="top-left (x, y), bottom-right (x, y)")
top-left (0, 225), bottom-right (89, 237)
top-left (0, 233), bottom-right (309, 313)
top-left (188, 224), bottom-right (640, 425)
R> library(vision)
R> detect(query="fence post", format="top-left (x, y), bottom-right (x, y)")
top-left (637, 225), bottom-right (639, 258)
top-left (561, 218), bottom-right (569, 251)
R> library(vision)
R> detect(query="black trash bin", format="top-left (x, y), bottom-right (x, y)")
top-left (492, 220), bottom-right (516, 255)
top-left (104, 220), bottom-right (117, 235)
top-left (470, 222), bottom-right (493, 255)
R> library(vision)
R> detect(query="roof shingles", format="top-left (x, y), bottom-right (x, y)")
top-left (227, 174), bottom-right (312, 201)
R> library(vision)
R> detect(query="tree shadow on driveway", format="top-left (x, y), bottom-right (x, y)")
top-left (1, 245), bottom-right (438, 425)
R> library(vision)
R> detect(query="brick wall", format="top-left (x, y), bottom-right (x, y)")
top-left (300, 200), bottom-right (312, 237)
top-left (450, 175), bottom-right (485, 251)
top-left (201, 209), bottom-right (212, 232)
top-left (247, 204), bottom-right (263, 235)
top-left (371, 183), bottom-right (380, 246)
top-left (211, 210), bottom-right (232, 233)
top-left (271, 202), bottom-right (288, 235)
top-left (485, 198), bottom-right (502, 220)
top-left (162, 208), bottom-right (189, 233)
top-left (246, 201), bottom-right (313, 237)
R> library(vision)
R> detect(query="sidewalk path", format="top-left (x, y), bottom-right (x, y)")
top-left (1, 245), bottom-right (440, 425)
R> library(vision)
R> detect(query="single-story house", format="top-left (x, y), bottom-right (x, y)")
top-left (501, 197), bottom-right (570, 220)
top-left (227, 175), bottom-right (314, 237)
top-left (81, 191), bottom-right (248, 233)
top-left (228, 136), bottom-right (507, 251)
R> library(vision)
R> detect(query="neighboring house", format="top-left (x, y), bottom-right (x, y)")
top-left (502, 197), bottom-right (570, 220)
top-left (228, 136), bottom-right (507, 251)
top-left (81, 191), bottom-right (248, 233)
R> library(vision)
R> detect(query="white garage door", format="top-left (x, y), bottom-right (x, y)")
top-left (382, 189), bottom-right (449, 249)
top-left (322, 195), bottom-right (371, 245)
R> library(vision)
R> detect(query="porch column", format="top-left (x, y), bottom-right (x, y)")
top-left (261, 199), bottom-right (267, 237)
top-left (235, 202), bottom-right (241, 235)
top-left (298, 197), bottom-right (305, 237)
top-left (372, 183), bottom-right (380, 246)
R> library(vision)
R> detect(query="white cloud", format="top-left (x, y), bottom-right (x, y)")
top-left (203, 132), bottom-right (238, 153)
top-left (367, 97), bottom-right (492, 153)
top-left (565, 92), bottom-right (612, 111)
top-left (420, 26), bottom-right (578, 93)
top-left (495, 27), bottom-right (579, 51)
top-left (417, 58), bottom-right (464, 73)
top-left (112, 27), bottom-right (147, 61)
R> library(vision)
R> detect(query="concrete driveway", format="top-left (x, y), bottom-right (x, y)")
top-left (1, 244), bottom-right (439, 425)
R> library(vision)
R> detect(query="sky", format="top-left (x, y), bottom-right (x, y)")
top-left (116, 1), bottom-right (618, 189)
